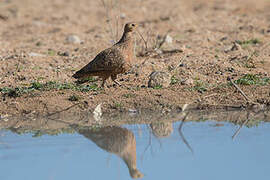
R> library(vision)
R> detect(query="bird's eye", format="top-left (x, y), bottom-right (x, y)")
top-left (131, 24), bottom-right (135, 27)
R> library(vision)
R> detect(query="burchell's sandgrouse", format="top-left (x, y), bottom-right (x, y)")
top-left (72, 23), bottom-right (137, 87)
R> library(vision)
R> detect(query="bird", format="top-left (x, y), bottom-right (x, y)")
top-left (78, 126), bottom-right (144, 179)
top-left (72, 22), bottom-right (138, 87)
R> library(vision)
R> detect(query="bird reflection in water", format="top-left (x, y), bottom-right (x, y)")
top-left (150, 122), bottom-right (173, 138)
top-left (77, 126), bottom-right (143, 179)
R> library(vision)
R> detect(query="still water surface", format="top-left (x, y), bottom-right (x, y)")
top-left (0, 121), bottom-right (270, 180)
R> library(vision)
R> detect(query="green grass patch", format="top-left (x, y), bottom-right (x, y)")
top-left (0, 81), bottom-right (101, 98)
top-left (153, 85), bottom-right (163, 89)
top-left (191, 80), bottom-right (208, 93)
top-left (47, 49), bottom-right (56, 56)
top-left (113, 102), bottom-right (123, 109)
top-left (75, 76), bottom-right (97, 84)
top-left (170, 75), bottom-right (179, 85)
top-left (235, 38), bottom-right (261, 46)
top-left (233, 74), bottom-right (270, 86)
top-left (123, 93), bottom-right (136, 98)
top-left (68, 94), bottom-right (80, 101)
top-left (7, 125), bottom-right (104, 138)
top-left (8, 127), bottom-right (76, 137)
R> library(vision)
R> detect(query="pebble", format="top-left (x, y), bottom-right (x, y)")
top-left (165, 34), bottom-right (173, 44)
top-left (148, 71), bottom-right (171, 88)
top-left (224, 42), bottom-right (242, 53)
top-left (215, 71), bottom-right (223, 75)
top-left (128, 109), bottom-right (138, 116)
top-left (120, 13), bottom-right (126, 19)
top-left (181, 78), bottom-right (194, 85)
top-left (0, 114), bottom-right (9, 122)
top-left (66, 35), bottom-right (81, 44)
top-left (179, 63), bottom-right (185, 67)
top-left (231, 42), bottom-right (242, 51)
top-left (58, 51), bottom-right (69, 56)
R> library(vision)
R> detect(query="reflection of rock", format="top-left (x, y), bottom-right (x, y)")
top-left (150, 122), bottom-right (173, 138)
top-left (78, 126), bottom-right (143, 179)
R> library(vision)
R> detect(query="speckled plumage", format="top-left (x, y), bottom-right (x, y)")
top-left (72, 23), bottom-right (137, 87)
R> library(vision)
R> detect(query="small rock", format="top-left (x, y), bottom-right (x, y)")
top-left (36, 41), bottom-right (42, 46)
top-left (58, 51), bottom-right (69, 56)
top-left (120, 13), bottom-right (126, 19)
top-left (224, 42), bottom-right (242, 53)
top-left (148, 71), bottom-right (171, 88)
top-left (0, 114), bottom-right (9, 122)
top-left (128, 109), bottom-right (137, 116)
top-left (231, 42), bottom-right (242, 51)
top-left (93, 103), bottom-right (102, 122)
top-left (226, 67), bottom-right (235, 73)
top-left (224, 46), bottom-right (232, 53)
top-left (179, 63), bottom-right (185, 67)
top-left (155, 48), bottom-right (163, 54)
top-left (165, 34), bottom-right (173, 44)
top-left (128, 109), bottom-right (137, 113)
top-left (0, 14), bottom-right (8, 21)
top-left (220, 37), bottom-right (228, 41)
top-left (181, 78), bottom-right (194, 85)
top-left (66, 35), bottom-right (81, 44)
top-left (215, 71), bottom-right (223, 75)
top-left (141, 85), bottom-right (146, 88)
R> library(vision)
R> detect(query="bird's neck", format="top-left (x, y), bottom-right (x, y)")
top-left (122, 151), bottom-right (137, 174)
top-left (116, 31), bottom-right (134, 47)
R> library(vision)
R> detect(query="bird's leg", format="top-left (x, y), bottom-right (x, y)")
top-left (101, 79), bottom-right (106, 88)
top-left (111, 74), bottom-right (122, 86)
top-left (101, 76), bottom-right (109, 88)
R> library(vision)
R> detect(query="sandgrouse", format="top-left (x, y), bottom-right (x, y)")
top-left (72, 23), bottom-right (138, 87)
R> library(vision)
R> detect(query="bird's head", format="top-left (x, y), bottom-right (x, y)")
top-left (129, 169), bottom-right (144, 179)
top-left (124, 23), bottom-right (138, 33)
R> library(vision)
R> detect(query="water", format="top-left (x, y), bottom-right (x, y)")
top-left (0, 119), bottom-right (270, 180)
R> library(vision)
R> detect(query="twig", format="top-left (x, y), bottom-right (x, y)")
top-left (141, 125), bottom-right (153, 162)
top-left (156, 33), bottom-right (168, 49)
top-left (202, 93), bottom-right (217, 99)
top-left (229, 78), bottom-right (250, 102)
top-left (45, 103), bottom-right (81, 118)
top-left (100, 0), bottom-right (115, 42)
top-left (232, 111), bottom-right (250, 140)
top-left (178, 112), bottom-right (194, 154)
top-left (232, 109), bottom-right (264, 140)
top-left (136, 29), bottom-right (148, 51)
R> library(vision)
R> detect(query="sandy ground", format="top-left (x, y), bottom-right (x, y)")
top-left (0, 0), bottom-right (270, 117)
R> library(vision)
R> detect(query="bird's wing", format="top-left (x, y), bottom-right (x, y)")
top-left (82, 48), bottom-right (124, 73)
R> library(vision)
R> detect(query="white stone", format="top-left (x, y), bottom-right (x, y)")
top-left (66, 35), bottom-right (81, 44)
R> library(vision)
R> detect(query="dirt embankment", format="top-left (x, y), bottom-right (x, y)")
top-left (0, 0), bottom-right (270, 117)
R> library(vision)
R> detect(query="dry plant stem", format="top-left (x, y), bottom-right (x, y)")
top-left (45, 103), bottom-right (81, 118)
top-left (100, 0), bottom-right (115, 42)
top-left (232, 111), bottom-right (251, 140)
top-left (156, 33), bottom-right (168, 49)
top-left (230, 78), bottom-right (250, 102)
top-left (202, 93), bottom-right (217, 99)
top-left (136, 29), bottom-right (148, 51)
top-left (232, 109), bottom-right (264, 140)
top-left (141, 126), bottom-right (153, 161)
top-left (178, 112), bottom-right (194, 154)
